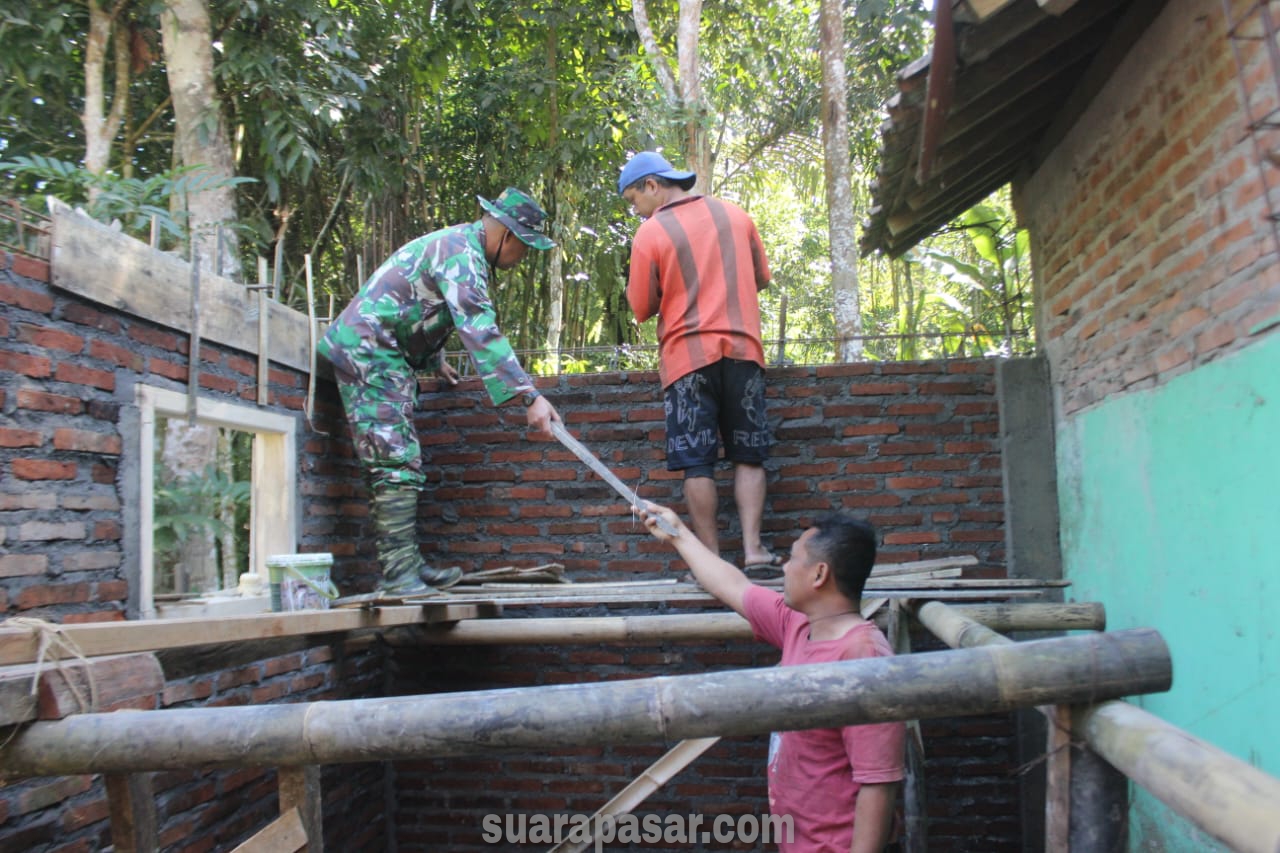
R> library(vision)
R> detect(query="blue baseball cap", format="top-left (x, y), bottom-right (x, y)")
top-left (617, 151), bottom-right (697, 196)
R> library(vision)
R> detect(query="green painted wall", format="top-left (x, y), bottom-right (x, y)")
top-left (1057, 333), bottom-right (1279, 852)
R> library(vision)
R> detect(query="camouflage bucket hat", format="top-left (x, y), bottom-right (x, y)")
top-left (478, 187), bottom-right (555, 250)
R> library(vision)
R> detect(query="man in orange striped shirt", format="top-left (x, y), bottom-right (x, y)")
top-left (620, 151), bottom-right (779, 570)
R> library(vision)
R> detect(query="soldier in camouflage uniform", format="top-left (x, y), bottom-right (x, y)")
top-left (318, 187), bottom-right (562, 595)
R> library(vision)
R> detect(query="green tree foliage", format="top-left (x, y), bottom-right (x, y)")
top-left (1, 0), bottom-right (1033, 365)
top-left (0, 154), bottom-right (254, 244)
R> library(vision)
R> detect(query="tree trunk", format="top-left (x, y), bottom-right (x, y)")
top-left (82, 0), bottom-right (130, 197)
top-left (543, 26), bottom-right (564, 370)
top-left (217, 429), bottom-right (238, 592)
top-left (631, 0), bottom-right (710, 191)
top-left (161, 420), bottom-right (218, 594)
top-left (159, 0), bottom-right (241, 280)
top-left (676, 0), bottom-right (711, 189)
top-left (819, 0), bottom-right (862, 362)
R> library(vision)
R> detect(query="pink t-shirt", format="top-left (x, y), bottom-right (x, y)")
top-left (743, 585), bottom-right (906, 852)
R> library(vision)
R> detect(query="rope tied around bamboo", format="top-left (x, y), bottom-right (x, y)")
top-left (0, 617), bottom-right (101, 750)
top-left (0, 617), bottom-right (100, 710)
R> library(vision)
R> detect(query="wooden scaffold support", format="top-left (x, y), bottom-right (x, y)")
top-left (909, 600), bottom-right (1280, 853)
top-left (0, 628), bottom-right (1169, 778)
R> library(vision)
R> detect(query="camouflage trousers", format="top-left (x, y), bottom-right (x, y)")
top-left (333, 353), bottom-right (426, 491)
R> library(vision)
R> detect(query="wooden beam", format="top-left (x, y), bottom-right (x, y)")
top-left (548, 738), bottom-right (721, 853)
top-left (889, 600), bottom-right (928, 853)
top-left (0, 605), bottom-right (483, 666)
top-left (230, 807), bottom-right (307, 853)
top-left (1067, 730), bottom-right (1128, 852)
top-left (0, 603), bottom-right (1100, 669)
top-left (1031, 0), bottom-right (1170, 170)
top-left (0, 628), bottom-right (1171, 778)
top-left (278, 766), bottom-right (322, 852)
top-left (105, 773), bottom-right (158, 853)
top-left (965, 0), bottom-right (1019, 21)
top-left (49, 203), bottom-right (313, 375)
top-left (1043, 705), bottom-right (1071, 852)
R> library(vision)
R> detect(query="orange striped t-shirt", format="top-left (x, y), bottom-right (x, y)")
top-left (626, 195), bottom-right (771, 389)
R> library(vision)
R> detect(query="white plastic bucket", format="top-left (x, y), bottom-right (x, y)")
top-left (266, 553), bottom-right (337, 612)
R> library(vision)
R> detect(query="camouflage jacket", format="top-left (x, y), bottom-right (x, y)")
top-left (317, 220), bottom-right (534, 406)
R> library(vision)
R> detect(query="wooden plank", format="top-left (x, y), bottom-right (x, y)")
top-left (49, 203), bottom-right (312, 374)
top-left (1044, 705), bottom-right (1071, 852)
top-left (230, 807), bottom-right (307, 853)
top-left (871, 555), bottom-right (978, 575)
top-left (105, 773), bottom-right (158, 853)
top-left (278, 767), bottom-right (322, 852)
top-left (549, 737), bottom-right (721, 853)
top-left (889, 600), bottom-right (928, 853)
top-left (0, 608), bottom-right (434, 667)
top-left (967, 0), bottom-right (1019, 20)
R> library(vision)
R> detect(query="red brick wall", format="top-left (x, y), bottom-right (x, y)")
top-left (0, 249), bottom-right (389, 851)
top-left (311, 359), bottom-right (1007, 595)
top-left (3, 246), bottom-right (1016, 851)
top-left (387, 630), bottom-right (1022, 852)
top-left (346, 360), bottom-right (1012, 852)
top-left (1020, 0), bottom-right (1280, 415)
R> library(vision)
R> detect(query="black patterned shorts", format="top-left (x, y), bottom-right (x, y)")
top-left (663, 358), bottom-right (770, 476)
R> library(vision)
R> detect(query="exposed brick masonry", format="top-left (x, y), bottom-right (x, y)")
top-left (1022, 0), bottom-right (1280, 415)
top-left (2, 247), bottom-right (1015, 851)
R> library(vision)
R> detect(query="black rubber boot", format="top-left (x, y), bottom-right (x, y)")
top-left (371, 486), bottom-right (462, 594)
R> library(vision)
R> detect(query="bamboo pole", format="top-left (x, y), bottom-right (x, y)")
top-left (0, 629), bottom-right (1169, 779)
top-left (913, 600), bottom-right (1129, 853)
top-left (416, 603), bottom-right (1104, 646)
top-left (0, 605), bottom-right (1102, 667)
top-left (912, 601), bottom-right (1280, 853)
top-left (1079, 702), bottom-right (1280, 853)
top-left (945, 602), bottom-right (1104, 633)
top-left (411, 613), bottom-right (751, 646)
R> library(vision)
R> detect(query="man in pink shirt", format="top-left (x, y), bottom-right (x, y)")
top-left (637, 502), bottom-right (905, 853)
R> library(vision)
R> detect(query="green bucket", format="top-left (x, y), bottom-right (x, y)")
top-left (266, 553), bottom-right (338, 612)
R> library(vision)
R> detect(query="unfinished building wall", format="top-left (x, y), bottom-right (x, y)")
top-left (318, 359), bottom-right (1008, 591)
top-left (4, 224), bottom-right (1018, 851)
top-left (0, 245), bottom-right (388, 851)
top-left (361, 363), bottom-right (1014, 852)
top-left (1017, 0), bottom-right (1280, 848)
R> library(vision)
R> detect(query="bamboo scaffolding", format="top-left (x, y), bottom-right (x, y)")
top-left (0, 602), bottom-right (1104, 666)
top-left (1079, 702), bottom-right (1280, 853)
top-left (909, 600), bottom-right (1280, 853)
top-left (0, 628), bottom-right (1168, 779)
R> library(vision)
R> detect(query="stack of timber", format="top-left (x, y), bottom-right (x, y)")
top-left (427, 555), bottom-right (1068, 608)
top-left (0, 555), bottom-right (1078, 685)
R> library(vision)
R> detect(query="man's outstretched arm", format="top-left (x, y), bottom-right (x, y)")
top-left (636, 502), bottom-right (753, 617)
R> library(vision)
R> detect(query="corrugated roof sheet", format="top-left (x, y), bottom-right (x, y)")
top-left (861, 0), bottom-right (1162, 257)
